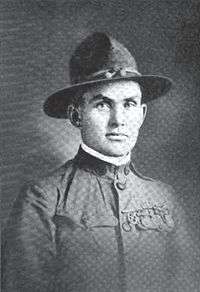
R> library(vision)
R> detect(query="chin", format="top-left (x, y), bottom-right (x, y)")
top-left (103, 147), bottom-right (131, 157)
top-left (105, 142), bottom-right (136, 157)
top-left (100, 138), bottom-right (137, 157)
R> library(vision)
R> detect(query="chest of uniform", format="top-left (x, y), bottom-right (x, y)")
top-left (53, 170), bottom-right (175, 290)
top-left (53, 204), bottom-right (174, 292)
top-left (54, 211), bottom-right (172, 261)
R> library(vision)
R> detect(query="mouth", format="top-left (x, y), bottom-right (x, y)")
top-left (106, 133), bottom-right (128, 141)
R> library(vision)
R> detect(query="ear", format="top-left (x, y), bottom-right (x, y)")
top-left (139, 103), bottom-right (147, 128)
top-left (68, 105), bottom-right (82, 128)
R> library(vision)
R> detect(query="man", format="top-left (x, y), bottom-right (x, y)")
top-left (2, 32), bottom-right (199, 292)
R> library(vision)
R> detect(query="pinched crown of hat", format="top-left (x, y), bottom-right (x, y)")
top-left (44, 32), bottom-right (172, 119)
top-left (69, 32), bottom-right (139, 84)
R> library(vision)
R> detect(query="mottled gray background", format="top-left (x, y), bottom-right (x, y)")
top-left (1, 0), bottom-right (200, 238)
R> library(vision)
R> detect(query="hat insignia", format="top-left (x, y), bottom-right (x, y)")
top-left (86, 67), bottom-right (141, 81)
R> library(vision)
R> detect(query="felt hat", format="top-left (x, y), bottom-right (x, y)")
top-left (44, 32), bottom-right (172, 119)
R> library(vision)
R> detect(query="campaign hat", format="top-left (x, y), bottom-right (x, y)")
top-left (44, 32), bottom-right (172, 119)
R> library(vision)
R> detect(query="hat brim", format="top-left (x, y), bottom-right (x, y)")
top-left (43, 75), bottom-right (172, 119)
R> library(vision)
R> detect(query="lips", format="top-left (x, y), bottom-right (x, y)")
top-left (106, 133), bottom-right (128, 137)
top-left (106, 133), bottom-right (128, 140)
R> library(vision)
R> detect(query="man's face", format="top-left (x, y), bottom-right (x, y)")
top-left (79, 80), bottom-right (147, 157)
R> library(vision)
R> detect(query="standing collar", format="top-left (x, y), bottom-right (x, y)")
top-left (74, 145), bottom-right (131, 179)
top-left (81, 142), bottom-right (131, 166)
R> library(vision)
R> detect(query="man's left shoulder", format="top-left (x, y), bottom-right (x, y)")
top-left (129, 164), bottom-right (175, 205)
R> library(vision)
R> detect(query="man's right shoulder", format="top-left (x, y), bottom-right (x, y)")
top-left (23, 158), bottom-right (76, 202)
top-left (35, 158), bottom-right (75, 189)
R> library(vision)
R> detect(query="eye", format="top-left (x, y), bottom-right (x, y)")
top-left (124, 100), bottom-right (137, 108)
top-left (96, 102), bottom-right (110, 111)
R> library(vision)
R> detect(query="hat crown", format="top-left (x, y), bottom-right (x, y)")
top-left (69, 32), bottom-right (138, 84)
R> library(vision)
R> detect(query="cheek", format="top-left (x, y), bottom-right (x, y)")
top-left (126, 110), bottom-right (143, 129)
top-left (82, 112), bottom-right (109, 136)
top-left (87, 110), bottom-right (109, 126)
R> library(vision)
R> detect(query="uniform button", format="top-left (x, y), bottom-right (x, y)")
top-left (81, 213), bottom-right (89, 225)
top-left (124, 167), bottom-right (130, 176)
top-left (116, 181), bottom-right (126, 190)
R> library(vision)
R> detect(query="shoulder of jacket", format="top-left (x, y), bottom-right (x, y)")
top-left (27, 158), bottom-right (76, 196)
top-left (130, 163), bottom-right (174, 188)
top-left (129, 163), bottom-right (175, 202)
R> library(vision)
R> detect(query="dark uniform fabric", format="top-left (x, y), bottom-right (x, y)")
top-left (2, 147), bottom-right (199, 292)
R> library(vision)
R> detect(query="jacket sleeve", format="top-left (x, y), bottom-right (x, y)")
top-left (2, 183), bottom-right (58, 292)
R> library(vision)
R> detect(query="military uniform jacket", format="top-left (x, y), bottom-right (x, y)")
top-left (2, 147), bottom-right (199, 292)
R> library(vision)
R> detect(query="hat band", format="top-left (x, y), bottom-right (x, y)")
top-left (73, 67), bottom-right (141, 84)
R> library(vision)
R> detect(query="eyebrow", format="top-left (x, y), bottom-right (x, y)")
top-left (89, 94), bottom-right (111, 104)
top-left (89, 94), bottom-right (139, 104)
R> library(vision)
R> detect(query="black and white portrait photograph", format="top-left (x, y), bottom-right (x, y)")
top-left (1, 1), bottom-right (200, 291)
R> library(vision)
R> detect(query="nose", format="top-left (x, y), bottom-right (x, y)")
top-left (109, 105), bottom-right (125, 127)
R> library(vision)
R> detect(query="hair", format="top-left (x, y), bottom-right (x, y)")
top-left (67, 86), bottom-right (89, 123)
top-left (71, 90), bottom-right (84, 108)
top-left (68, 86), bottom-right (91, 109)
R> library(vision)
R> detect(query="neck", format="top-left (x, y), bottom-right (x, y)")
top-left (81, 142), bottom-right (131, 166)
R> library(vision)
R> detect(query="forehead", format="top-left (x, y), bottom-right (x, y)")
top-left (83, 80), bottom-right (142, 102)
